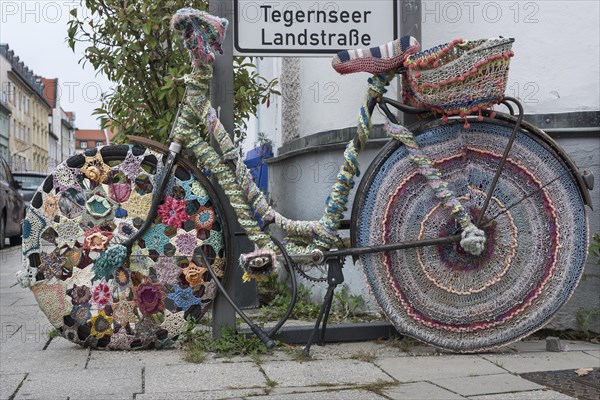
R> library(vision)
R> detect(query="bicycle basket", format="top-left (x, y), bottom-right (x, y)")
top-left (404, 38), bottom-right (514, 124)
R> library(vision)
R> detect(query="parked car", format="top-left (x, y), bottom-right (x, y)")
top-left (12, 171), bottom-right (47, 208)
top-left (0, 156), bottom-right (25, 249)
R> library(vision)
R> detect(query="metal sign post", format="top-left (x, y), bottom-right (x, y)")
top-left (209, 0), bottom-right (239, 339)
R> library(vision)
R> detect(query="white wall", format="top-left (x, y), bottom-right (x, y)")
top-left (420, 0), bottom-right (600, 114)
top-left (244, 0), bottom-right (599, 147)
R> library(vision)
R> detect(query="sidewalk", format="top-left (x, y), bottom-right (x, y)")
top-left (1, 246), bottom-right (598, 400)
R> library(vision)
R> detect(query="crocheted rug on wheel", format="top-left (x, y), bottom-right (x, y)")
top-left (20, 145), bottom-right (226, 349)
top-left (355, 121), bottom-right (587, 352)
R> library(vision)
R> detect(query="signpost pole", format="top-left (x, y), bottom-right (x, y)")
top-left (210, 0), bottom-right (238, 339)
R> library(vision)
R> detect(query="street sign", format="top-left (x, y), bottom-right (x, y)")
top-left (233, 1), bottom-right (399, 56)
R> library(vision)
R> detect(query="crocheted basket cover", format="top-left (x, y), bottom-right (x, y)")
top-left (355, 121), bottom-right (587, 352)
top-left (21, 145), bottom-right (226, 350)
top-left (404, 38), bottom-right (514, 118)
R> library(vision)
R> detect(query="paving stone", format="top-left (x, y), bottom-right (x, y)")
top-left (302, 341), bottom-right (408, 360)
top-left (136, 388), bottom-right (265, 399)
top-left (15, 367), bottom-right (142, 400)
top-left (468, 389), bottom-right (575, 399)
top-left (260, 359), bottom-right (393, 387)
top-left (432, 373), bottom-right (543, 396)
top-left (377, 355), bottom-right (505, 382)
top-left (584, 350), bottom-right (600, 359)
top-left (87, 348), bottom-right (187, 369)
top-left (481, 351), bottom-right (600, 373)
top-left (0, 349), bottom-right (89, 374)
top-left (247, 389), bottom-right (386, 399)
top-left (562, 341), bottom-right (600, 352)
top-left (509, 340), bottom-right (549, 353)
top-left (144, 363), bottom-right (265, 393)
top-left (383, 381), bottom-right (466, 400)
top-left (44, 337), bottom-right (83, 351)
top-left (0, 373), bottom-right (26, 400)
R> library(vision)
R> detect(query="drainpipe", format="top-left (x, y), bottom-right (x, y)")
top-left (399, 0), bottom-right (421, 126)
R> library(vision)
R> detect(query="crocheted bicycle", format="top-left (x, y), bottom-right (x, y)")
top-left (18, 8), bottom-right (593, 353)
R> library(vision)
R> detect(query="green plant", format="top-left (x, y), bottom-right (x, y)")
top-left (67, 0), bottom-right (279, 142)
top-left (350, 350), bottom-right (377, 363)
top-left (576, 308), bottom-right (600, 339)
top-left (258, 277), bottom-right (321, 323)
top-left (182, 324), bottom-right (268, 361)
top-left (47, 328), bottom-right (58, 339)
top-left (333, 285), bottom-right (368, 321)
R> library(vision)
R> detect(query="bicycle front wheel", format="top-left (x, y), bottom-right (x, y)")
top-left (21, 144), bottom-right (231, 349)
top-left (352, 118), bottom-right (588, 352)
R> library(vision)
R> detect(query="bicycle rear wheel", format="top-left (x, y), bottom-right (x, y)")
top-left (352, 118), bottom-right (588, 352)
top-left (21, 144), bottom-right (231, 349)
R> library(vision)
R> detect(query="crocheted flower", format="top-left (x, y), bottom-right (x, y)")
top-left (91, 279), bottom-right (112, 308)
top-left (112, 295), bottom-right (139, 325)
top-left (52, 165), bottom-right (80, 193)
top-left (169, 229), bottom-right (202, 256)
top-left (85, 194), bottom-right (112, 218)
top-left (135, 174), bottom-right (154, 194)
top-left (31, 281), bottom-right (70, 328)
top-left (190, 180), bottom-right (210, 204)
top-left (70, 265), bottom-right (95, 287)
top-left (108, 327), bottom-right (134, 350)
top-left (160, 309), bottom-right (187, 336)
top-left (192, 206), bottom-right (216, 230)
top-left (39, 251), bottom-right (64, 280)
top-left (142, 224), bottom-right (168, 253)
top-left (90, 309), bottom-right (113, 339)
top-left (81, 153), bottom-right (110, 183)
top-left (182, 262), bottom-right (207, 287)
top-left (134, 317), bottom-right (159, 345)
top-left (121, 191), bottom-right (152, 221)
top-left (42, 193), bottom-right (59, 217)
top-left (201, 280), bottom-right (217, 301)
top-left (83, 227), bottom-right (113, 252)
top-left (112, 267), bottom-right (131, 294)
top-left (167, 284), bottom-right (201, 311)
top-left (157, 196), bottom-right (190, 228)
top-left (54, 216), bottom-right (84, 249)
top-left (70, 304), bottom-right (92, 325)
top-left (135, 279), bottom-right (166, 316)
top-left (109, 182), bottom-right (132, 203)
top-left (114, 219), bottom-right (137, 241)
top-left (129, 246), bottom-right (154, 275)
top-left (119, 151), bottom-right (144, 181)
top-left (202, 231), bottom-right (224, 254)
top-left (68, 284), bottom-right (92, 305)
top-left (155, 258), bottom-right (182, 285)
top-left (63, 248), bottom-right (83, 272)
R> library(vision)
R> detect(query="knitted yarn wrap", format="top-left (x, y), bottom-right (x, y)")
top-left (404, 38), bottom-right (514, 125)
top-left (171, 8), bottom-right (228, 66)
top-left (170, 8), bottom-right (396, 260)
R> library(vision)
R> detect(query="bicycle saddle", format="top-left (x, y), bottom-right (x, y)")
top-left (332, 36), bottom-right (420, 75)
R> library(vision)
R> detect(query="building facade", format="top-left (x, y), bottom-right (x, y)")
top-left (74, 129), bottom-right (114, 153)
top-left (0, 44), bottom-right (51, 172)
top-left (244, 1), bottom-right (600, 331)
top-left (0, 90), bottom-right (9, 161)
top-left (42, 78), bottom-right (76, 170)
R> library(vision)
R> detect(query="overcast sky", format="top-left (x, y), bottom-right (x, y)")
top-left (1, 1), bottom-right (112, 129)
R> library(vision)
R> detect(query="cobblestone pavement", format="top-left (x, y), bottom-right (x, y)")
top-left (2, 246), bottom-right (598, 400)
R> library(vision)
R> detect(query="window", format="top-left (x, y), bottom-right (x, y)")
top-left (80, 141), bottom-right (88, 149)
top-left (25, 97), bottom-right (30, 113)
top-left (96, 141), bottom-right (104, 147)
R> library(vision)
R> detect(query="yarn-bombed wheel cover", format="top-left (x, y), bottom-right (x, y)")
top-left (21, 145), bottom-right (228, 349)
top-left (354, 120), bottom-right (588, 352)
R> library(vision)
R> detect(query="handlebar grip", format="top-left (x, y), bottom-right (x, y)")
top-left (250, 324), bottom-right (275, 349)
